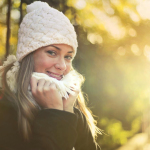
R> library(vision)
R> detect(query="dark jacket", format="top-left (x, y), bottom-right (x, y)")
top-left (0, 97), bottom-right (100, 150)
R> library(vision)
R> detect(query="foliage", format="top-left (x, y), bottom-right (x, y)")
top-left (0, 0), bottom-right (150, 149)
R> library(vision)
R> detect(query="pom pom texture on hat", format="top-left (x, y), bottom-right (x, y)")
top-left (16, 1), bottom-right (78, 61)
top-left (26, 1), bottom-right (49, 13)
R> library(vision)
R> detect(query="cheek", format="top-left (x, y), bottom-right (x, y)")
top-left (65, 63), bottom-right (72, 74)
top-left (34, 57), bottom-right (52, 72)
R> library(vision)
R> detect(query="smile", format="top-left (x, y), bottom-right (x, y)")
top-left (47, 71), bottom-right (63, 80)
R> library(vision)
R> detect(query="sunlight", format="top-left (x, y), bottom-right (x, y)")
top-left (117, 133), bottom-right (148, 150)
top-left (87, 33), bottom-right (103, 44)
top-left (143, 144), bottom-right (150, 150)
top-left (131, 44), bottom-right (140, 55)
top-left (144, 45), bottom-right (150, 61)
top-left (117, 46), bottom-right (126, 56)
top-left (75, 0), bottom-right (86, 9)
top-left (0, 0), bottom-right (3, 7)
top-left (124, 7), bottom-right (140, 23)
top-left (136, 0), bottom-right (150, 20)
top-left (102, 0), bottom-right (115, 15)
top-left (110, 0), bottom-right (120, 5)
top-left (11, 10), bottom-right (20, 20)
top-left (128, 28), bottom-right (137, 37)
top-left (92, 8), bottom-right (126, 39)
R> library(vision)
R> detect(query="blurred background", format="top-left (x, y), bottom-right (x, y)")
top-left (0, 0), bottom-right (150, 149)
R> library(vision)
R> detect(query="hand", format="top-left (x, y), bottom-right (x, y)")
top-left (30, 77), bottom-right (63, 110)
top-left (63, 88), bottom-right (80, 113)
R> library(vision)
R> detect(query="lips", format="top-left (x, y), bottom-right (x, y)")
top-left (47, 71), bottom-right (63, 80)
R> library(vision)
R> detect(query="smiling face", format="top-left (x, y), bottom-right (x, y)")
top-left (33, 44), bottom-right (75, 80)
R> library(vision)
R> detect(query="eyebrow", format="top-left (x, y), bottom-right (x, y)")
top-left (50, 45), bottom-right (74, 53)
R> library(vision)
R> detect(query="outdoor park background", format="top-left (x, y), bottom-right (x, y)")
top-left (0, 0), bottom-right (150, 149)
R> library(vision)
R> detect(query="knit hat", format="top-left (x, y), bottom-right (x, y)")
top-left (16, 1), bottom-right (78, 62)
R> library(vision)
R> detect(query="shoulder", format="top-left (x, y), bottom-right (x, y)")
top-left (74, 107), bottom-right (87, 120)
top-left (73, 107), bottom-right (89, 130)
top-left (73, 107), bottom-right (85, 120)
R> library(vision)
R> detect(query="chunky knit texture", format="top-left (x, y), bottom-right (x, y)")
top-left (16, 1), bottom-right (78, 61)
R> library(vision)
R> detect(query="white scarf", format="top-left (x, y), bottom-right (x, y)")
top-left (31, 71), bottom-right (81, 99)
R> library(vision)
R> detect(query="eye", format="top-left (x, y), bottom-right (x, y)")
top-left (47, 50), bottom-right (56, 56)
top-left (65, 56), bottom-right (73, 60)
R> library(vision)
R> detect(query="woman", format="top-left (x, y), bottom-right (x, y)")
top-left (0, 1), bottom-right (100, 150)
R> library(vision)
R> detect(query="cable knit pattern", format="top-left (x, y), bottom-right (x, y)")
top-left (16, 1), bottom-right (78, 61)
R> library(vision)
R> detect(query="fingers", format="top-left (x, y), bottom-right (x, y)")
top-left (30, 77), bottom-right (63, 109)
top-left (69, 88), bottom-right (80, 97)
top-left (37, 79), bottom-right (46, 94)
top-left (30, 76), bottom-right (38, 95)
top-left (30, 77), bottom-right (50, 95)
top-left (43, 80), bottom-right (51, 92)
top-left (43, 82), bottom-right (57, 95)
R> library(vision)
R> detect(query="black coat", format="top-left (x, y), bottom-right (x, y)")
top-left (0, 97), bottom-right (100, 150)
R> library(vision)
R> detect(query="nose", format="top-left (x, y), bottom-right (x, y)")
top-left (55, 58), bottom-right (66, 71)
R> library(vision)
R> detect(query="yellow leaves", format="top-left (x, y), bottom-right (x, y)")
top-left (131, 117), bottom-right (141, 134)
top-left (65, 9), bottom-right (73, 20)
top-left (100, 117), bottom-right (109, 126)
top-left (10, 36), bottom-right (17, 45)
top-left (67, 0), bottom-right (77, 7)
top-left (107, 121), bottom-right (130, 144)
top-left (22, 3), bottom-right (27, 10)
top-left (13, 0), bottom-right (20, 8)
top-left (0, 45), bottom-right (5, 58)
top-left (0, 18), bottom-right (18, 58)
top-left (99, 118), bottom-right (132, 145)
top-left (0, 25), bottom-right (6, 43)
top-left (0, 24), bottom-right (6, 58)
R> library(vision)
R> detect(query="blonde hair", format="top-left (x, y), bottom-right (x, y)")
top-left (0, 53), bottom-right (101, 141)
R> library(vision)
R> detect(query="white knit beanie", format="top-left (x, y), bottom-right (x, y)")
top-left (16, 1), bottom-right (78, 62)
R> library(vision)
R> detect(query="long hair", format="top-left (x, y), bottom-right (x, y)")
top-left (0, 53), bottom-right (100, 141)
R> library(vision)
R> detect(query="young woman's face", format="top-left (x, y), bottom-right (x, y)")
top-left (33, 44), bottom-right (75, 80)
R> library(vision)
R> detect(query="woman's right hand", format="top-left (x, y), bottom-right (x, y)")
top-left (30, 76), bottom-right (63, 110)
